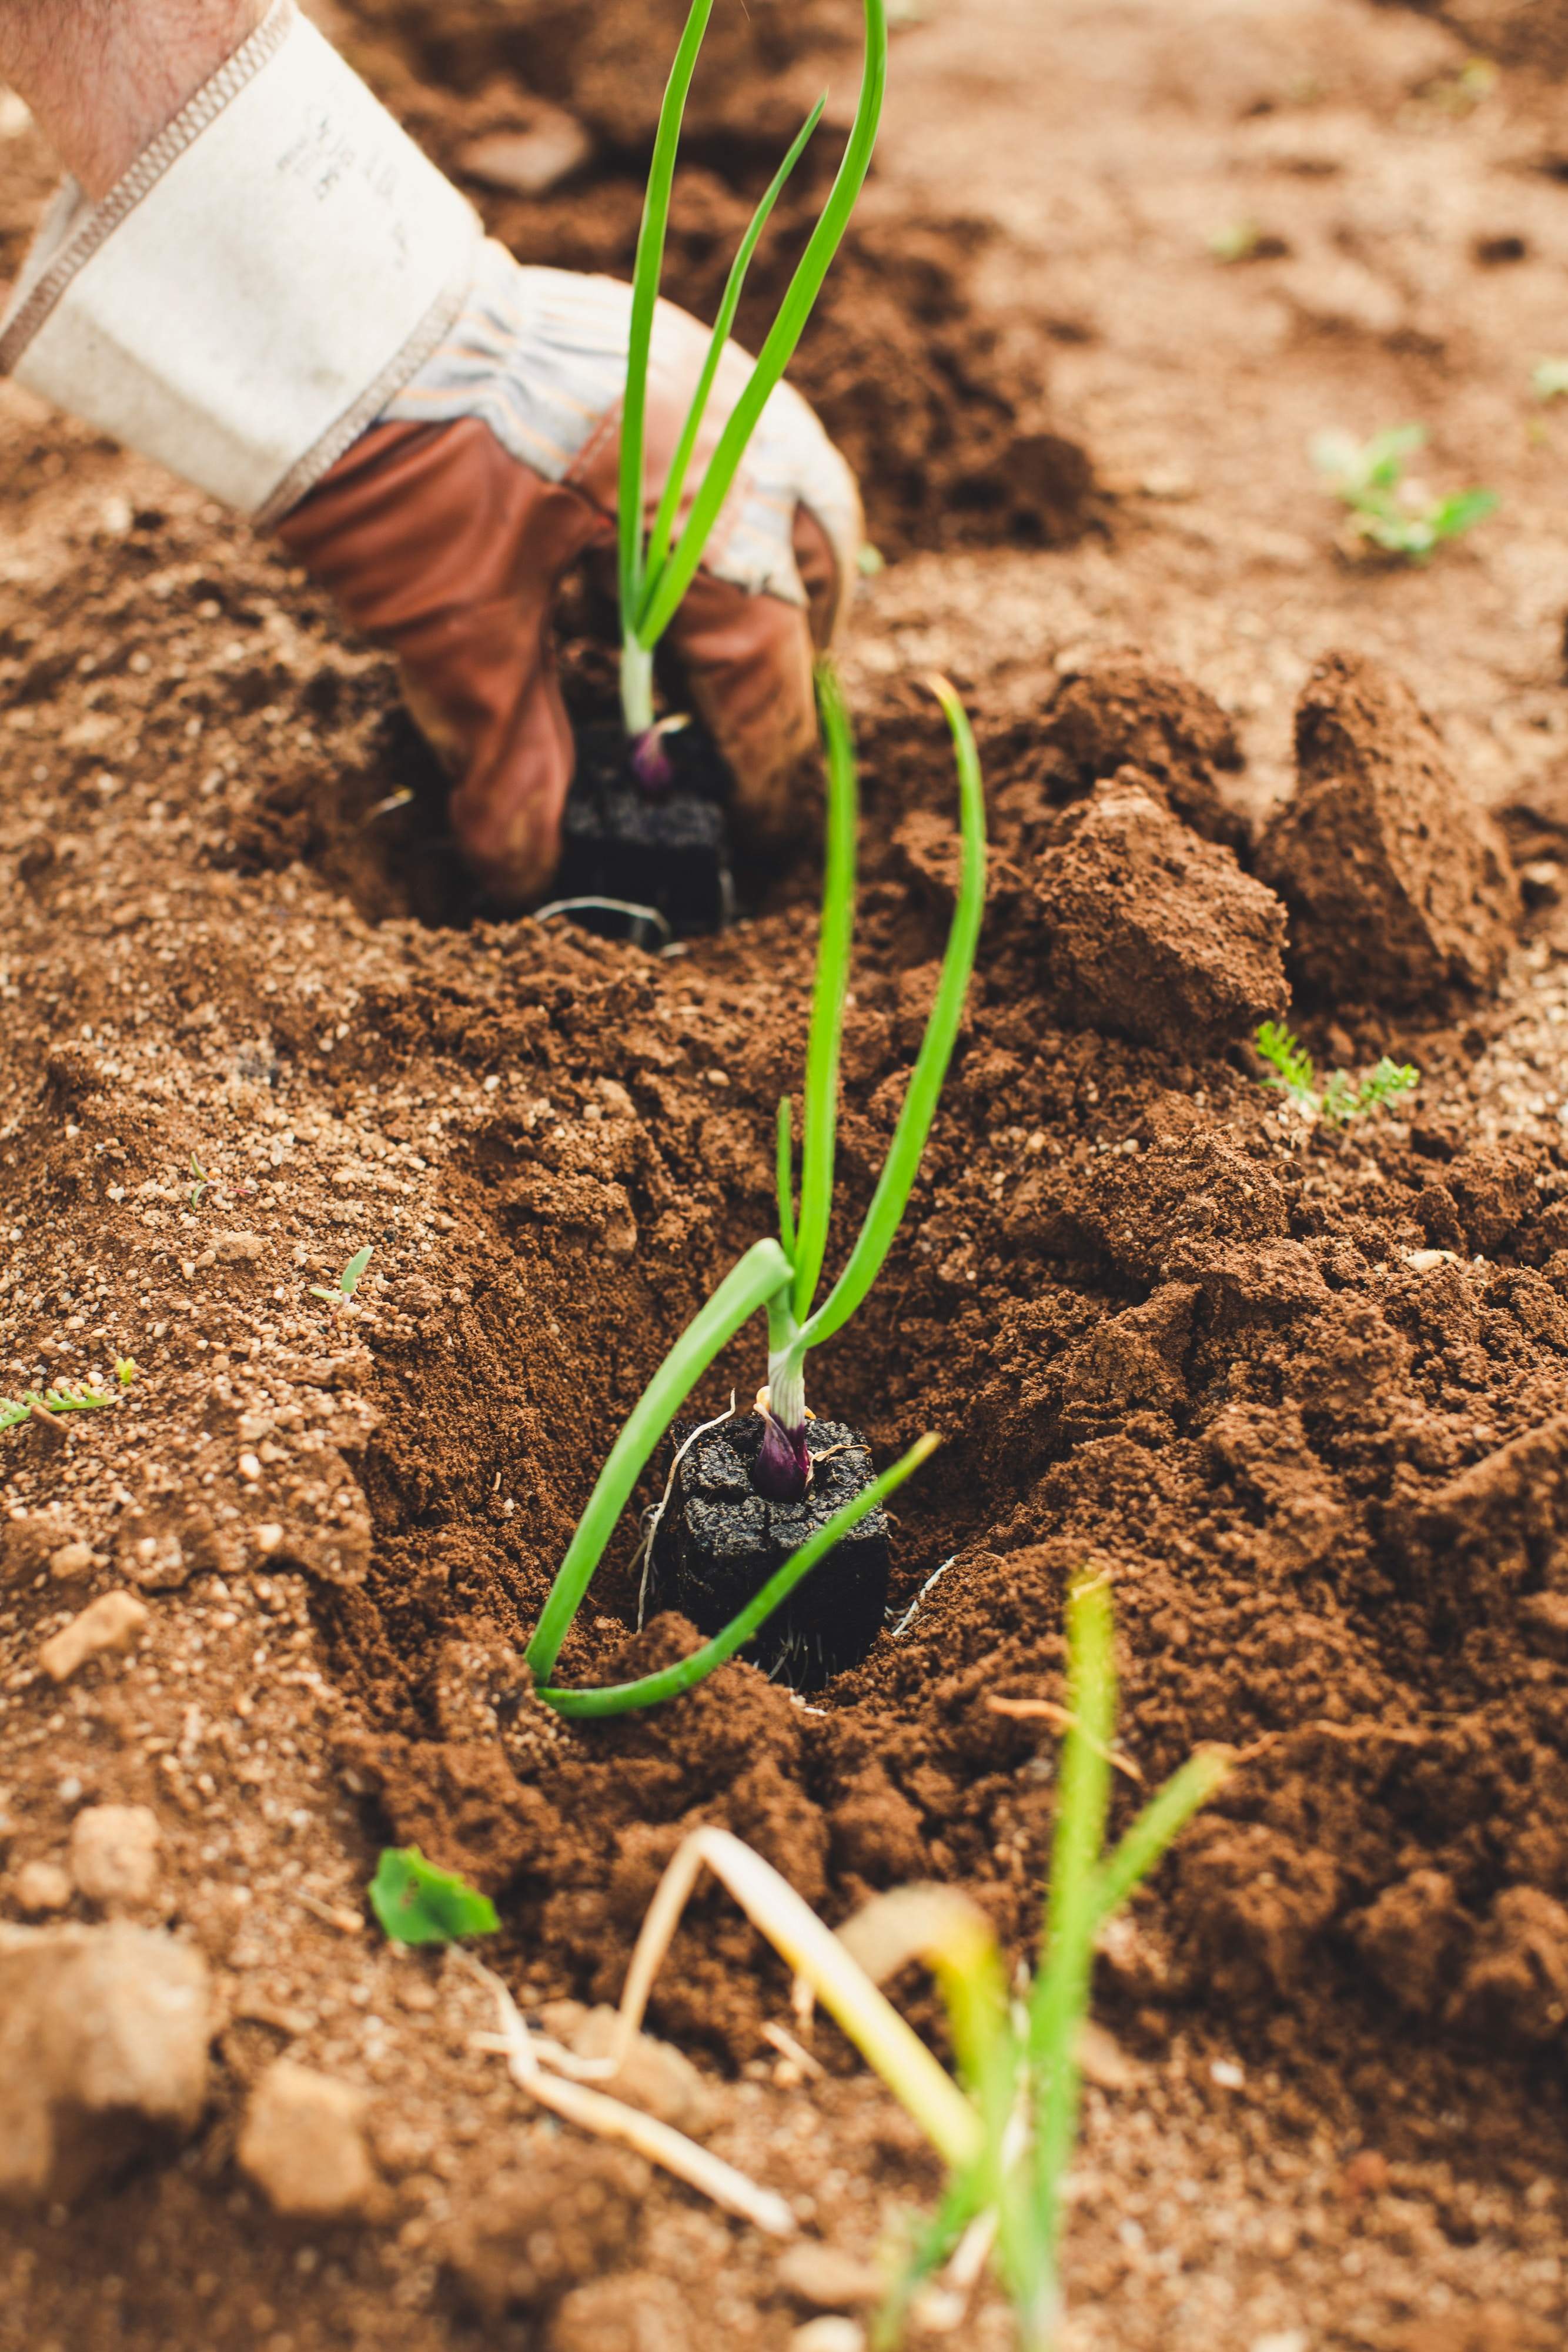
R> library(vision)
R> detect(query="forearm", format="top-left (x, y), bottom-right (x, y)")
top-left (0, 0), bottom-right (268, 196)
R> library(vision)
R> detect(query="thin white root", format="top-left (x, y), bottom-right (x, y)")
top-left (463, 1955), bottom-right (795, 2239)
top-left (610, 1826), bottom-right (981, 2172)
top-left (636, 1392), bottom-right (738, 1628)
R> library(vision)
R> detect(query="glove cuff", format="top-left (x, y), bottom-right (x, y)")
top-left (0, 0), bottom-right (480, 523)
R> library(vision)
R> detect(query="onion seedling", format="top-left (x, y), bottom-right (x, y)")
top-left (523, 677), bottom-right (986, 1708)
top-left (616, 0), bottom-right (888, 772)
top-left (757, 670), bottom-right (985, 1502)
top-left (585, 1577), bottom-right (1229, 2348)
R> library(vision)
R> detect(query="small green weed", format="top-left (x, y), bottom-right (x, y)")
top-left (1256, 1020), bottom-right (1419, 1125)
top-left (370, 1847), bottom-right (499, 1945)
top-left (1312, 425), bottom-right (1497, 560)
top-left (188, 1152), bottom-right (209, 1210)
top-left (0, 1379), bottom-right (116, 1434)
top-left (1533, 359), bottom-right (1568, 403)
top-left (309, 1245), bottom-right (372, 1306)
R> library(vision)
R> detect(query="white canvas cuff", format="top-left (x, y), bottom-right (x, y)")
top-left (383, 245), bottom-right (864, 613)
top-left (0, 0), bottom-right (481, 522)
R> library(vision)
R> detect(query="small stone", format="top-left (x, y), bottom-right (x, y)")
top-left (775, 2243), bottom-right (882, 2310)
top-left (1076, 2019), bottom-right (1140, 2089)
top-left (39, 1591), bottom-right (149, 1683)
top-left (459, 108), bottom-right (593, 197)
top-left (214, 1231), bottom-right (265, 1263)
top-left (0, 1921), bottom-right (210, 2206)
top-left (238, 1452), bottom-right (262, 1481)
top-left (48, 1542), bottom-right (95, 1580)
top-left (790, 2321), bottom-right (866, 2352)
top-left (255, 1524), bottom-right (283, 1555)
top-left (549, 2272), bottom-right (691, 2352)
top-left (70, 1805), bottom-right (161, 1909)
top-left (541, 2000), bottom-right (717, 2136)
top-left (238, 2060), bottom-right (376, 2220)
top-left (14, 1861), bottom-right (73, 1915)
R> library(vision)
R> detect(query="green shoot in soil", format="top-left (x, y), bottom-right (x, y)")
top-left (369, 1847), bottom-right (499, 1946)
top-left (1533, 359), bottom-right (1568, 403)
top-left (0, 1378), bottom-right (116, 1433)
top-left (188, 1152), bottom-right (208, 1210)
top-left (524, 678), bottom-right (987, 1700)
top-left (1312, 425), bottom-right (1497, 561)
top-left (1255, 1020), bottom-right (1419, 1125)
top-left (617, 0), bottom-right (888, 746)
top-left (871, 1575), bottom-right (1231, 2350)
top-left (310, 1244), bottom-right (372, 1305)
top-left (600, 1581), bottom-right (1228, 2348)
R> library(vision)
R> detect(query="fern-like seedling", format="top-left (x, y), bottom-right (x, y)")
top-left (1312, 424), bottom-right (1496, 562)
top-left (0, 1379), bottom-right (116, 1433)
top-left (1256, 1021), bottom-right (1419, 1127)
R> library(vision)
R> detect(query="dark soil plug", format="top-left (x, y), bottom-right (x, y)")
top-left (556, 718), bottom-right (735, 938)
top-left (646, 1413), bottom-right (890, 1690)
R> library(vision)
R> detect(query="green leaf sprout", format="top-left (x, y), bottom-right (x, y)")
top-left (188, 1152), bottom-right (208, 1210)
top-left (1256, 1020), bottom-right (1419, 1126)
top-left (310, 1245), bottom-right (372, 1306)
top-left (369, 1847), bottom-right (499, 1946)
top-left (1311, 425), bottom-right (1497, 562)
top-left (616, 0), bottom-right (888, 763)
top-left (1533, 359), bottom-right (1568, 404)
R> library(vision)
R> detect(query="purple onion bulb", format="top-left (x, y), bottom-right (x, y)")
top-left (753, 1411), bottom-right (812, 1503)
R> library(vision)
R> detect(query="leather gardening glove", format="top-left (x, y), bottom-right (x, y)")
top-left (0, 0), bottom-right (862, 906)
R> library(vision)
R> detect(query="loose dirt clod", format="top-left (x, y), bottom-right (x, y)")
top-left (0, 1923), bottom-right (209, 2207)
top-left (37, 1590), bottom-right (150, 1682)
top-left (1258, 650), bottom-right (1522, 1003)
top-left (1037, 654), bottom-right (1249, 849)
top-left (237, 2060), bottom-right (379, 2220)
top-left (1033, 774), bottom-right (1287, 1051)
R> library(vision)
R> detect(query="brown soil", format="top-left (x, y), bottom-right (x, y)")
top-left (4, 2), bottom-right (1568, 2349)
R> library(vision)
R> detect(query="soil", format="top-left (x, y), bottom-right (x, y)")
top-left (4, 1), bottom-right (1568, 2349)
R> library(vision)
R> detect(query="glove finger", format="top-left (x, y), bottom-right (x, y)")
top-left (278, 417), bottom-right (607, 906)
top-left (660, 570), bottom-right (816, 857)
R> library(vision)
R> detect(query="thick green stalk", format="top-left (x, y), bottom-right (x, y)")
top-left (791, 665), bottom-right (859, 1319)
top-left (639, 97), bottom-right (827, 619)
top-left (775, 1096), bottom-right (798, 1265)
top-left (524, 1238), bottom-right (791, 1685)
top-left (539, 1434), bottom-right (937, 1716)
top-left (619, 0), bottom-right (716, 682)
top-left (637, 0), bottom-right (890, 649)
top-left (801, 678), bottom-right (986, 1350)
top-left (1025, 1578), bottom-right (1116, 2316)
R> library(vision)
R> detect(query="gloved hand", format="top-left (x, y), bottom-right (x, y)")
top-left (0, 0), bottom-right (861, 905)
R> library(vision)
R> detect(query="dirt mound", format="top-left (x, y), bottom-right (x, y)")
top-left (1259, 650), bottom-right (1522, 1007)
top-left (1035, 654), bottom-right (1250, 850)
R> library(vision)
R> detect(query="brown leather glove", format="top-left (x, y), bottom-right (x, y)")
top-left (276, 248), bottom-right (862, 906)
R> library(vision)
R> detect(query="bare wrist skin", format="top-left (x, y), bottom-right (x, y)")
top-left (0, 0), bottom-right (269, 198)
